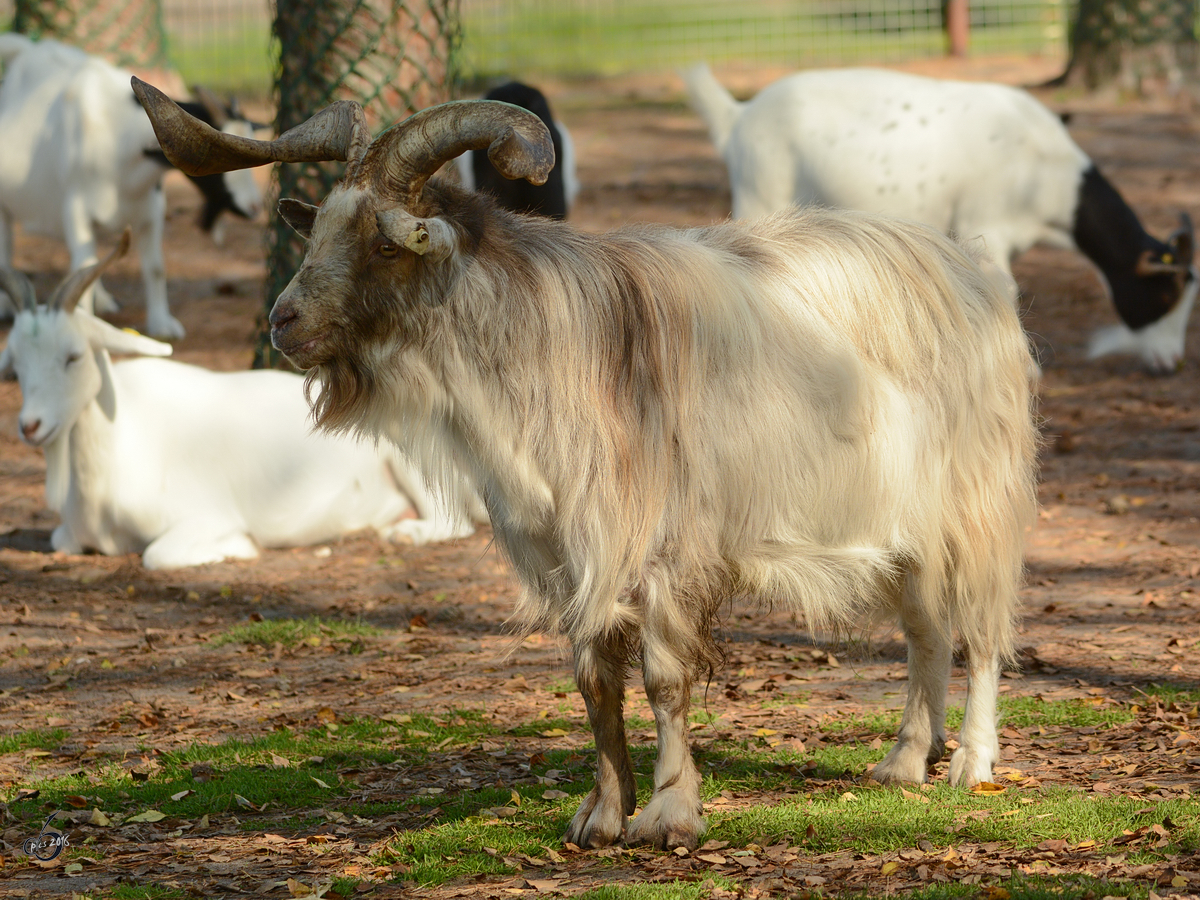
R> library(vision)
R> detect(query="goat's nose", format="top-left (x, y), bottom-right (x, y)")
top-left (20, 418), bottom-right (40, 441)
top-left (269, 300), bottom-right (297, 330)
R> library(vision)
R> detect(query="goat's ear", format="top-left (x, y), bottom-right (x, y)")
top-left (278, 199), bottom-right (318, 240)
top-left (376, 209), bottom-right (457, 261)
top-left (77, 312), bottom-right (173, 358)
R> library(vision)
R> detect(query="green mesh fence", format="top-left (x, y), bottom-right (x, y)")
top-left (257, 0), bottom-right (461, 369)
top-left (12, 0), bottom-right (167, 68)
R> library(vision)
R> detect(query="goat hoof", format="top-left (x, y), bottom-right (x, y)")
top-left (948, 746), bottom-right (995, 787)
top-left (563, 789), bottom-right (626, 849)
top-left (625, 792), bottom-right (705, 851)
top-left (872, 742), bottom-right (935, 785)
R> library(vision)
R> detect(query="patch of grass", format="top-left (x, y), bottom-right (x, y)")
top-left (575, 880), bottom-right (741, 900)
top-left (0, 728), bottom-right (68, 756)
top-left (209, 615), bottom-right (381, 649)
top-left (713, 781), bottom-right (1197, 855)
top-left (104, 885), bottom-right (188, 900)
top-left (999, 696), bottom-right (1132, 729)
top-left (14, 711), bottom-right (510, 822)
top-left (1135, 683), bottom-right (1200, 708)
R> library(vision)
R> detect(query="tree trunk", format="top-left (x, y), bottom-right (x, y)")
top-left (1061, 0), bottom-right (1198, 93)
top-left (257, 0), bottom-right (461, 369)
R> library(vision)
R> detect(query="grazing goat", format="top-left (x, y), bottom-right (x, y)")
top-left (454, 82), bottom-right (578, 219)
top-left (0, 34), bottom-right (264, 338)
top-left (134, 81), bottom-right (1038, 849)
top-left (684, 64), bottom-right (1198, 374)
top-left (0, 233), bottom-right (482, 570)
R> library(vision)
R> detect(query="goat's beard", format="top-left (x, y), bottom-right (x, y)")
top-left (304, 356), bottom-right (378, 437)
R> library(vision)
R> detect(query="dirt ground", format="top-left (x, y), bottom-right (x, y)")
top-left (0, 58), bottom-right (1198, 898)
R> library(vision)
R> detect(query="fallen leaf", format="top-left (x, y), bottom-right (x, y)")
top-left (125, 810), bottom-right (167, 823)
top-left (271, 753), bottom-right (292, 768)
top-left (540, 728), bottom-right (569, 738)
top-left (881, 861), bottom-right (899, 876)
top-left (63, 795), bottom-right (89, 809)
top-left (698, 852), bottom-right (728, 864)
top-left (527, 880), bottom-right (560, 893)
top-left (971, 781), bottom-right (1006, 795)
top-left (541, 790), bottom-right (569, 800)
top-left (87, 809), bottom-right (111, 827)
top-left (311, 776), bottom-right (332, 790)
top-left (170, 790), bottom-right (195, 802)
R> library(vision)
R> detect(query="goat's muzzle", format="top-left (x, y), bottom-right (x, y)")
top-left (268, 297), bottom-right (323, 368)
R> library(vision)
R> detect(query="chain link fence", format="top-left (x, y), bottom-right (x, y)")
top-left (3, 0), bottom-right (1071, 93)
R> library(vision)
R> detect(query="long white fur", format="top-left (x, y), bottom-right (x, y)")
top-left (683, 63), bottom-right (1196, 373)
top-left (0, 34), bottom-right (263, 338)
top-left (0, 304), bottom-right (483, 570)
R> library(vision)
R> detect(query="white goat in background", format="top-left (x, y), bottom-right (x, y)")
top-left (684, 64), bottom-right (1198, 374)
top-left (134, 82), bottom-right (1038, 850)
top-left (0, 233), bottom-right (483, 570)
top-left (0, 34), bottom-right (264, 338)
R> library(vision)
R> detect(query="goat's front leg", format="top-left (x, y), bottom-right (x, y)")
top-left (626, 632), bottom-right (705, 850)
top-left (135, 188), bottom-right (184, 339)
top-left (564, 637), bottom-right (636, 848)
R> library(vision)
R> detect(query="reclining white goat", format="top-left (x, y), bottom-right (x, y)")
top-left (0, 234), bottom-right (482, 569)
top-left (0, 34), bottom-right (264, 338)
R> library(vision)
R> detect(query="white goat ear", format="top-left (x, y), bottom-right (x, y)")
top-left (278, 198), bottom-right (319, 239)
top-left (376, 209), bottom-right (456, 261)
top-left (77, 312), bottom-right (173, 358)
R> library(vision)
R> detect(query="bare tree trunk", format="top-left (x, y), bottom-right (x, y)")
top-left (1060, 0), bottom-right (1198, 93)
top-left (258, 0), bottom-right (461, 369)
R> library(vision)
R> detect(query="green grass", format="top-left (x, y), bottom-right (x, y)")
top-left (0, 728), bottom-right (68, 755)
top-left (460, 4), bottom-right (1065, 80)
top-left (209, 615), bottom-right (381, 649)
top-left (167, 21), bottom-right (273, 98)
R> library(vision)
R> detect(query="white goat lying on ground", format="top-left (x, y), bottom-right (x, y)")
top-left (0, 34), bottom-right (264, 338)
top-left (0, 234), bottom-right (482, 570)
top-left (135, 82), bottom-right (1039, 849)
top-left (684, 64), bottom-right (1198, 374)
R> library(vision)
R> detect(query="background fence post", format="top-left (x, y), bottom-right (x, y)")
top-left (257, 0), bottom-right (461, 369)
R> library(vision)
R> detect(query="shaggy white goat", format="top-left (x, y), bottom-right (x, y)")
top-left (135, 83), bottom-right (1038, 849)
top-left (0, 34), bottom-right (264, 338)
top-left (453, 82), bottom-right (579, 219)
top-left (0, 234), bottom-right (482, 570)
top-left (684, 64), bottom-right (1198, 374)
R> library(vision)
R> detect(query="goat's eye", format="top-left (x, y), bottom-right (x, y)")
top-left (378, 244), bottom-right (400, 258)
top-left (65, 353), bottom-right (81, 368)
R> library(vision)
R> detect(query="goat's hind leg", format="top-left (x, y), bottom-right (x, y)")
top-left (948, 642), bottom-right (1000, 786)
top-left (564, 637), bottom-right (636, 848)
top-left (873, 577), bottom-right (951, 784)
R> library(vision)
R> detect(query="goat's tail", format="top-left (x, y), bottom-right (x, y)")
top-left (0, 32), bottom-right (33, 65)
top-left (681, 63), bottom-right (742, 156)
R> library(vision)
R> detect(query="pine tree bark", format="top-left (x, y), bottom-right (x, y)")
top-left (1061, 0), bottom-right (1198, 93)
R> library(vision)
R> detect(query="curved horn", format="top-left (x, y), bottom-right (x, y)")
top-left (132, 77), bottom-right (371, 177)
top-left (50, 229), bottom-right (132, 314)
top-left (0, 267), bottom-right (37, 314)
top-left (356, 99), bottom-right (555, 208)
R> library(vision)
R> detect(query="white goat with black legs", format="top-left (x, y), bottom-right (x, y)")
top-left (0, 233), bottom-right (483, 570)
top-left (453, 82), bottom-right (579, 219)
top-left (135, 81), bottom-right (1038, 849)
top-left (0, 34), bottom-right (264, 338)
top-left (683, 64), bottom-right (1198, 374)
